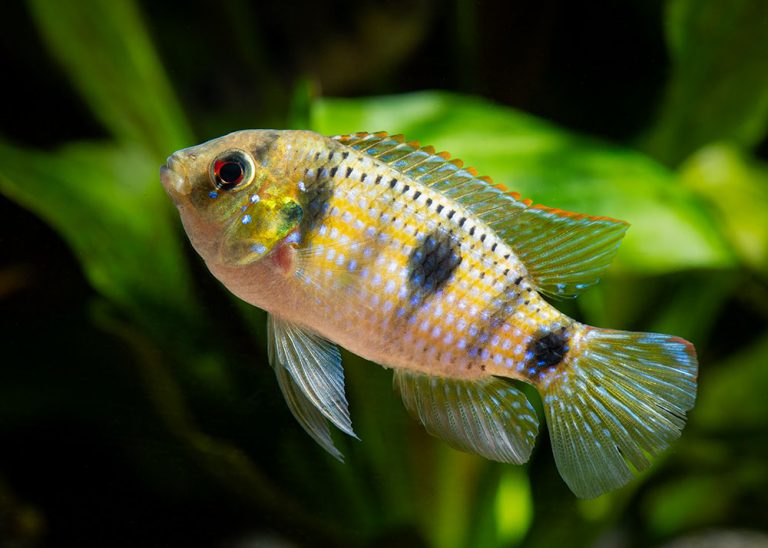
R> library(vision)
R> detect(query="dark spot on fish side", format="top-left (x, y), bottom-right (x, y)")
top-left (407, 229), bottom-right (462, 298)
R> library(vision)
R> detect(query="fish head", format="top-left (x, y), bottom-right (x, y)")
top-left (160, 130), bottom-right (303, 267)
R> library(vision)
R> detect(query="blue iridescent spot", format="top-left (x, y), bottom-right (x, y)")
top-left (251, 243), bottom-right (267, 254)
top-left (242, 215), bottom-right (252, 225)
top-left (208, 191), bottom-right (218, 199)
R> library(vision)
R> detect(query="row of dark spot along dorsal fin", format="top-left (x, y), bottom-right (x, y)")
top-left (332, 132), bottom-right (630, 298)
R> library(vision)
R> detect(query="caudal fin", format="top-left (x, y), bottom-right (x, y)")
top-left (539, 327), bottom-right (697, 498)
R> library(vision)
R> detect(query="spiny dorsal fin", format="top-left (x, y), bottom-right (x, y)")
top-left (333, 132), bottom-right (628, 297)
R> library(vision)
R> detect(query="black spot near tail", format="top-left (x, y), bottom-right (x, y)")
top-left (407, 229), bottom-right (462, 298)
top-left (528, 328), bottom-right (570, 376)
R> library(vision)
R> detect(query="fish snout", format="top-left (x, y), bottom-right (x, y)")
top-left (160, 153), bottom-right (192, 196)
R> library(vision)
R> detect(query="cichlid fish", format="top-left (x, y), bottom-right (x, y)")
top-left (160, 130), bottom-right (698, 498)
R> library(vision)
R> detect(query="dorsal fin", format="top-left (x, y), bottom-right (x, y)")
top-left (333, 132), bottom-right (629, 297)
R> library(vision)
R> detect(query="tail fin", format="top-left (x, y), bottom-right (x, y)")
top-left (539, 327), bottom-right (697, 498)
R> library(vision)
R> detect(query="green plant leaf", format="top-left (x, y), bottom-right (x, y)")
top-left (0, 141), bottom-right (195, 332)
top-left (679, 143), bottom-right (768, 273)
top-left (26, 0), bottom-right (193, 153)
top-left (311, 91), bottom-right (732, 274)
top-left (643, 0), bottom-right (768, 165)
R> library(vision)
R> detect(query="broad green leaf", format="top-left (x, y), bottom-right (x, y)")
top-left (679, 144), bottom-right (768, 273)
top-left (643, 0), bottom-right (768, 165)
top-left (312, 91), bottom-right (732, 273)
top-left (26, 0), bottom-right (192, 153)
top-left (0, 141), bottom-right (195, 331)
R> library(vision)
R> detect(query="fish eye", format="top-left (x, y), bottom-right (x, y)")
top-left (210, 150), bottom-right (254, 191)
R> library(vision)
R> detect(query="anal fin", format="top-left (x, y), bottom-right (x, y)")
top-left (394, 370), bottom-right (539, 464)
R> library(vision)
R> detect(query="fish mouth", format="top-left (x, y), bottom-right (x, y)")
top-left (160, 154), bottom-right (191, 196)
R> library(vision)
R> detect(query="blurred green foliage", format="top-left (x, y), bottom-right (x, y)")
top-left (1, 0), bottom-right (767, 547)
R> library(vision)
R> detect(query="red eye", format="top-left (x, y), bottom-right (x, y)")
top-left (211, 150), bottom-right (253, 190)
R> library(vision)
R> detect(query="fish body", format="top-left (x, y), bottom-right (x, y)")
top-left (161, 129), bottom-right (698, 498)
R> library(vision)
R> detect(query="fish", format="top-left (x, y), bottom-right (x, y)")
top-left (160, 129), bottom-right (698, 498)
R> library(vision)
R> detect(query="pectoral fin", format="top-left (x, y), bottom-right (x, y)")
top-left (267, 314), bottom-right (357, 459)
top-left (271, 365), bottom-right (345, 460)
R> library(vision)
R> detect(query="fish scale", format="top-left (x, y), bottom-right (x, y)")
top-left (161, 129), bottom-right (698, 498)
